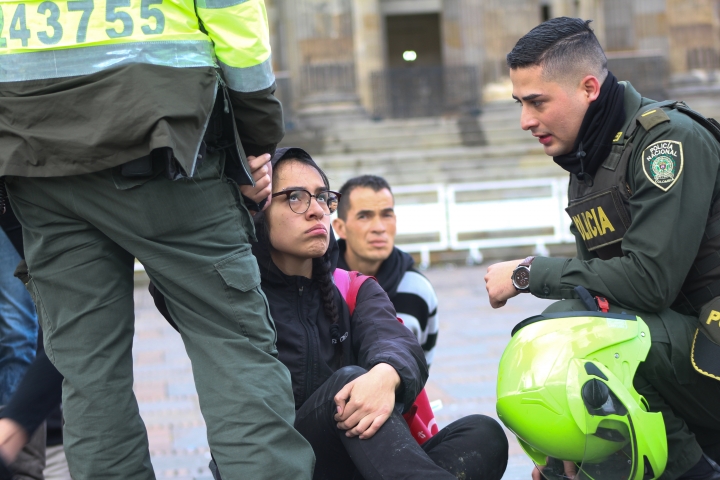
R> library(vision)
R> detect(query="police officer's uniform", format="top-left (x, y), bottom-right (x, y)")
top-left (0, 1), bottom-right (315, 478)
top-left (531, 82), bottom-right (720, 479)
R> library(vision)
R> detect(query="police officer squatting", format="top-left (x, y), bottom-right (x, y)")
top-left (485, 17), bottom-right (720, 480)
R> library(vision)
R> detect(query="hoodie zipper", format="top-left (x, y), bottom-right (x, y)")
top-left (297, 285), bottom-right (316, 405)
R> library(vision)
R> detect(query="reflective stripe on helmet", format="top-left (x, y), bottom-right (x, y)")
top-left (195, 0), bottom-right (274, 92)
top-left (0, 40), bottom-right (215, 82)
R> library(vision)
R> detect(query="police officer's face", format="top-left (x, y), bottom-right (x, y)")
top-left (266, 160), bottom-right (332, 263)
top-left (510, 65), bottom-right (599, 157)
top-left (333, 187), bottom-right (396, 264)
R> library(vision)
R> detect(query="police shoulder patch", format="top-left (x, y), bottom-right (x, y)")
top-left (641, 140), bottom-right (684, 192)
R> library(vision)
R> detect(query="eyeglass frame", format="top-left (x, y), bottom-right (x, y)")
top-left (271, 189), bottom-right (342, 216)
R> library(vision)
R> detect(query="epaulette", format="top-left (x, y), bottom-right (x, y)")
top-left (637, 108), bottom-right (671, 131)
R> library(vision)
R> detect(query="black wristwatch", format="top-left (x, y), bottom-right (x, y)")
top-left (511, 256), bottom-right (536, 292)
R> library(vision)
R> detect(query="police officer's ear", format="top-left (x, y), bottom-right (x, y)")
top-left (579, 74), bottom-right (602, 104)
top-left (333, 217), bottom-right (347, 239)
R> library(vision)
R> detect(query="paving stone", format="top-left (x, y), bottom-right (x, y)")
top-left (168, 380), bottom-right (200, 397)
top-left (173, 426), bottom-right (209, 451)
top-left (134, 380), bottom-right (168, 402)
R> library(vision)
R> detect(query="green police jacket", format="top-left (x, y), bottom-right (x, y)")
top-left (530, 82), bottom-right (720, 316)
top-left (0, 0), bottom-right (283, 178)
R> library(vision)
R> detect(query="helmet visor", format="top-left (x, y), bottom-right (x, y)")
top-left (534, 378), bottom-right (637, 480)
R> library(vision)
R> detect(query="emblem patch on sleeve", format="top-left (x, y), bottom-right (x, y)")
top-left (642, 140), bottom-right (683, 191)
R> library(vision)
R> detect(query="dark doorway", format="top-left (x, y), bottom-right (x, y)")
top-left (381, 13), bottom-right (445, 118)
top-left (540, 4), bottom-right (552, 22)
top-left (386, 13), bottom-right (443, 68)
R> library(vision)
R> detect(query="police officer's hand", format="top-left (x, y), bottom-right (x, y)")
top-left (485, 259), bottom-right (523, 308)
top-left (333, 363), bottom-right (401, 440)
top-left (531, 460), bottom-right (577, 480)
top-left (239, 154), bottom-right (272, 210)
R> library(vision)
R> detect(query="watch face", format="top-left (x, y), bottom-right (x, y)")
top-left (513, 267), bottom-right (530, 289)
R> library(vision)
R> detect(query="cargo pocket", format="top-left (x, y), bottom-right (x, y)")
top-left (214, 250), bottom-right (278, 353)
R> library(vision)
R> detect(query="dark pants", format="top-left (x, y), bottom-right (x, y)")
top-left (294, 366), bottom-right (509, 480)
top-left (7, 151), bottom-right (315, 479)
top-left (543, 300), bottom-right (720, 480)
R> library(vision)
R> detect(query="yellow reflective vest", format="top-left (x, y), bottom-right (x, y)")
top-left (0, 0), bottom-right (274, 92)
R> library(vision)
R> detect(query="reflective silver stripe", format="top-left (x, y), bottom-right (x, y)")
top-left (0, 40), bottom-right (216, 82)
top-left (219, 56), bottom-right (274, 93)
top-left (196, 0), bottom-right (249, 9)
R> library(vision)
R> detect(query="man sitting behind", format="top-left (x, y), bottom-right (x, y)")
top-left (334, 175), bottom-right (439, 366)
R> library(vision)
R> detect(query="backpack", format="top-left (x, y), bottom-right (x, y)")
top-left (332, 268), bottom-right (438, 444)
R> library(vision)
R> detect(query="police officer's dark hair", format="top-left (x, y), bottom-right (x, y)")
top-left (506, 17), bottom-right (607, 82)
top-left (269, 151), bottom-right (343, 364)
top-left (337, 175), bottom-right (393, 220)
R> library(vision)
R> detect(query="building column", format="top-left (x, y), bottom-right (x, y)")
top-left (352, 0), bottom-right (383, 113)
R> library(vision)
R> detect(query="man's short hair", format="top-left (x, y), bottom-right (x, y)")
top-left (506, 17), bottom-right (607, 83)
top-left (337, 175), bottom-right (393, 220)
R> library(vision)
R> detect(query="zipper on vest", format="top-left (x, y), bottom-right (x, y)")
top-left (625, 182), bottom-right (633, 196)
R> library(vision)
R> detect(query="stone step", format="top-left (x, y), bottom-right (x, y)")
top-left (318, 126), bottom-right (532, 154)
top-left (284, 102), bottom-right (526, 155)
top-left (318, 114), bottom-right (522, 140)
top-left (313, 145), bottom-right (561, 187)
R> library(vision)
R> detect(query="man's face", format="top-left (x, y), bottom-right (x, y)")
top-left (510, 65), bottom-right (594, 157)
top-left (334, 187), bottom-right (396, 263)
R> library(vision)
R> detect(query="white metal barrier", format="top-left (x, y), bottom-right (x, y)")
top-left (392, 184), bottom-right (449, 269)
top-left (137, 178), bottom-right (574, 273)
top-left (445, 178), bottom-right (572, 264)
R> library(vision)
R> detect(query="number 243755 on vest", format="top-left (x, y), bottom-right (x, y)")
top-left (0, 0), bottom-right (180, 50)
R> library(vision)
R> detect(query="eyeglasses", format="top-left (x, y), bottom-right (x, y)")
top-left (271, 189), bottom-right (342, 215)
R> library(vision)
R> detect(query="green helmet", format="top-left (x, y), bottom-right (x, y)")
top-left (496, 312), bottom-right (667, 480)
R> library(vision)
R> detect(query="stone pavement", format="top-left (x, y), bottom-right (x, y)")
top-left (132, 264), bottom-right (555, 479)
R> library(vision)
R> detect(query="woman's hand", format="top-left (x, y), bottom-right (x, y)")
top-left (239, 154), bottom-right (273, 210)
top-left (333, 363), bottom-right (401, 440)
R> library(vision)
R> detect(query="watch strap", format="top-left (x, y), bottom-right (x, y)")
top-left (520, 256), bottom-right (536, 268)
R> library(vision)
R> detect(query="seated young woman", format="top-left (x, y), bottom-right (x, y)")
top-left (152, 147), bottom-right (509, 480)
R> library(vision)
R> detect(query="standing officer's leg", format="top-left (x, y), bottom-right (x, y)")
top-left (133, 153), bottom-right (313, 478)
top-left (7, 177), bottom-right (153, 480)
top-left (25, 151), bottom-right (314, 479)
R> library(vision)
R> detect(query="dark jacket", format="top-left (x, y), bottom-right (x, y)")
top-left (150, 218), bottom-right (428, 412)
top-left (252, 217), bottom-right (428, 411)
top-left (337, 241), bottom-right (439, 364)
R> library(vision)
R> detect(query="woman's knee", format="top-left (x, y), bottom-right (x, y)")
top-left (330, 365), bottom-right (367, 387)
top-left (456, 415), bottom-right (508, 450)
top-left (310, 366), bottom-right (368, 406)
top-left (429, 415), bottom-right (508, 480)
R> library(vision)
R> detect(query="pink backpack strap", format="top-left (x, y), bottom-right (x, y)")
top-left (332, 268), bottom-right (351, 299)
top-left (332, 268), bottom-right (375, 316)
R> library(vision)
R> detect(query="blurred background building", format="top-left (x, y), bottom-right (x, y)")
top-left (265, 0), bottom-right (720, 263)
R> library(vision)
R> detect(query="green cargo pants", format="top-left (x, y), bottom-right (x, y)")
top-left (6, 151), bottom-right (315, 480)
top-left (544, 299), bottom-right (720, 480)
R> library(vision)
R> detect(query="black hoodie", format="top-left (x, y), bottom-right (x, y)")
top-left (249, 215), bottom-right (428, 411)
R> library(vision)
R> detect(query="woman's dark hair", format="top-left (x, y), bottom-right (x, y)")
top-left (270, 149), bottom-right (343, 364)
